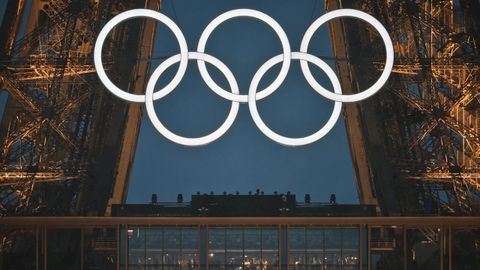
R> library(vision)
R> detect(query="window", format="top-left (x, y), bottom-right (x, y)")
top-left (289, 227), bottom-right (359, 269)
top-left (208, 227), bottom-right (278, 269)
top-left (125, 227), bottom-right (198, 269)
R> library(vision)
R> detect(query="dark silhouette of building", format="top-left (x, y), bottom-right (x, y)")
top-left (112, 193), bottom-right (376, 217)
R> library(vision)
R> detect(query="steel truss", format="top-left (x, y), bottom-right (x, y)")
top-left (357, 0), bottom-right (480, 214)
top-left (0, 0), bottom-right (158, 216)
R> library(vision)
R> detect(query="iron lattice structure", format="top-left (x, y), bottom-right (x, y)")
top-left (327, 0), bottom-right (480, 215)
top-left (0, 0), bottom-right (160, 217)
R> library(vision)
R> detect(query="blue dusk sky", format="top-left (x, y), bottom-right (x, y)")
top-left (127, 0), bottom-right (358, 204)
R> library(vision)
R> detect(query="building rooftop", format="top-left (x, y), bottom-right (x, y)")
top-left (112, 193), bottom-right (376, 217)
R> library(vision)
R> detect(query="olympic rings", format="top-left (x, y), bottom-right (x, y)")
top-left (94, 8), bottom-right (394, 146)
top-left (248, 52), bottom-right (342, 146)
top-left (300, 9), bottom-right (394, 102)
top-left (145, 52), bottom-right (240, 146)
top-left (94, 9), bottom-right (189, 103)
top-left (197, 9), bottom-right (291, 103)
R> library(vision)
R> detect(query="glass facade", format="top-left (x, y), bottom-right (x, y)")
top-left (1, 217), bottom-right (480, 269)
top-left (208, 227), bottom-right (278, 269)
top-left (289, 227), bottom-right (359, 269)
top-left (124, 227), bottom-right (198, 269)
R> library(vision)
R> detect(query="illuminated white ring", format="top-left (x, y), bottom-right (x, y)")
top-left (300, 9), bottom-right (394, 102)
top-left (94, 9), bottom-right (188, 103)
top-left (197, 9), bottom-right (291, 103)
top-left (248, 52), bottom-right (342, 146)
top-left (145, 52), bottom-right (240, 146)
